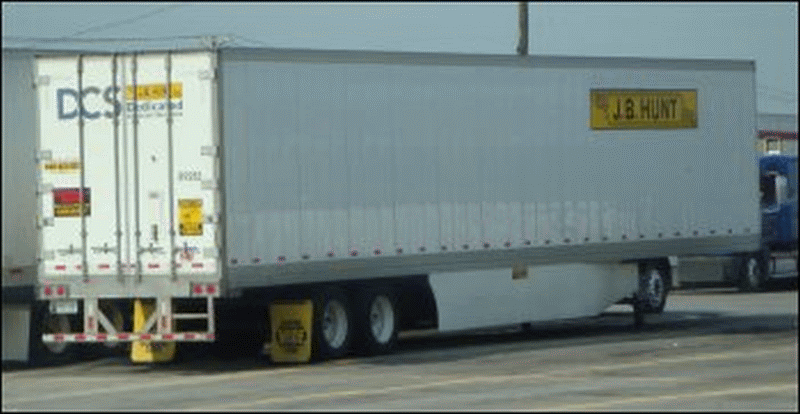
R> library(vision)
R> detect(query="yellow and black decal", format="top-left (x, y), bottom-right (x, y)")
top-left (590, 89), bottom-right (697, 130)
top-left (270, 300), bottom-right (313, 363)
top-left (178, 198), bottom-right (203, 236)
top-left (53, 187), bottom-right (90, 217)
top-left (125, 82), bottom-right (183, 101)
top-left (43, 160), bottom-right (81, 173)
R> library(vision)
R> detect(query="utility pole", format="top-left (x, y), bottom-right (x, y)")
top-left (516, 1), bottom-right (528, 56)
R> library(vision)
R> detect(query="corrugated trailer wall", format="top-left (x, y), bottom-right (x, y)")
top-left (217, 49), bottom-right (759, 290)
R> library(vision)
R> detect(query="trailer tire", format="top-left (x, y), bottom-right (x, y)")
top-left (637, 262), bottom-right (670, 314)
top-left (29, 304), bottom-right (78, 366)
top-left (354, 287), bottom-right (399, 356)
top-left (313, 288), bottom-right (352, 360)
top-left (738, 251), bottom-right (768, 292)
top-left (100, 301), bottom-right (128, 350)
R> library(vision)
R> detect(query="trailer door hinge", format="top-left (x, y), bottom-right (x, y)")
top-left (57, 245), bottom-right (84, 256)
top-left (91, 244), bottom-right (118, 254)
top-left (139, 245), bottom-right (165, 255)
top-left (199, 70), bottom-right (215, 80)
top-left (201, 145), bottom-right (218, 157)
top-left (37, 183), bottom-right (54, 195)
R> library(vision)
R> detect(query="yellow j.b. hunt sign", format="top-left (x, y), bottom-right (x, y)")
top-left (590, 89), bottom-right (698, 130)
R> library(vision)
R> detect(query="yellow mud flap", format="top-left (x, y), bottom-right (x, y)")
top-left (270, 300), bottom-right (313, 363)
top-left (131, 299), bottom-right (176, 363)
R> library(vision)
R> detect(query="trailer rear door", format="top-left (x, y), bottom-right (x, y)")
top-left (36, 52), bottom-right (219, 295)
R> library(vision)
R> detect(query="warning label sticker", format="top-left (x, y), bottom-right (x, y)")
top-left (43, 160), bottom-right (81, 173)
top-left (275, 320), bottom-right (308, 354)
top-left (178, 199), bottom-right (203, 236)
top-left (53, 188), bottom-right (90, 217)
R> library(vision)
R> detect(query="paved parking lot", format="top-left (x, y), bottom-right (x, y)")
top-left (3, 288), bottom-right (797, 411)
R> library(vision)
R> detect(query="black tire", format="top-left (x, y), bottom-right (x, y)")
top-left (738, 250), bottom-right (769, 292)
top-left (312, 288), bottom-right (353, 360)
top-left (354, 287), bottom-right (399, 356)
top-left (29, 303), bottom-right (79, 366)
top-left (637, 262), bottom-right (670, 314)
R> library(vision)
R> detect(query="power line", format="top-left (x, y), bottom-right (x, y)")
top-left (229, 35), bottom-right (272, 47)
top-left (3, 34), bottom-right (233, 44)
top-left (67, 4), bottom-right (186, 38)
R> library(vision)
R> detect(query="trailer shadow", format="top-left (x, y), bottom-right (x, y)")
top-left (361, 310), bottom-right (798, 367)
top-left (16, 286), bottom-right (794, 374)
top-left (90, 308), bottom-right (797, 374)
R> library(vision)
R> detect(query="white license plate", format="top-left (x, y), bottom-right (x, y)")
top-left (50, 300), bottom-right (78, 315)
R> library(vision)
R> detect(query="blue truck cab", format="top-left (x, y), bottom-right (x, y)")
top-left (759, 155), bottom-right (798, 252)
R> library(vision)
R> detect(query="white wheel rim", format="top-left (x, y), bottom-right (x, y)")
top-left (747, 258), bottom-right (760, 287)
top-left (44, 314), bottom-right (70, 354)
top-left (322, 299), bottom-right (348, 349)
top-left (369, 295), bottom-right (395, 344)
top-left (646, 270), bottom-right (664, 309)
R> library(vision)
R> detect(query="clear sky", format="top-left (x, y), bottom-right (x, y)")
top-left (3, 2), bottom-right (797, 114)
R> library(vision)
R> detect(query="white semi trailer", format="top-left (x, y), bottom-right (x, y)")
top-left (7, 46), bottom-right (760, 363)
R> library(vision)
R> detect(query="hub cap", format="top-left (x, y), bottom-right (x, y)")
top-left (322, 300), bottom-right (348, 349)
top-left (369, 295), bottom-right (395, 344)
top-left (43, 314), bottom-right (70, 354)
top-left (645, 269), bottom-right (664, 309)
top-left (747, 257), bottom-right (760, 288)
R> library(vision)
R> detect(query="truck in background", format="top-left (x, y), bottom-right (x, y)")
top-left (758, 113), bottom-right (797, 155)
top-left (7, 46), bottom-right (763, 365)
top-left (672, 154), bottom-right (797, 291)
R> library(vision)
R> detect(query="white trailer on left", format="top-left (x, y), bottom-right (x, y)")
top-left (2, 47), bottom-right (91, 365)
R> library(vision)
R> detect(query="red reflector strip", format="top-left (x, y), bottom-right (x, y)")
top-left (98, 263), bottom-right (111, 269)
top-left (43, 333), bottom-right (215, 342)
top-left (148, 263), bottom-right (160, 269)
top-left (55, 265), bottom-right (66, 270)
top-left (192, 263), bottom-right (203, 268)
